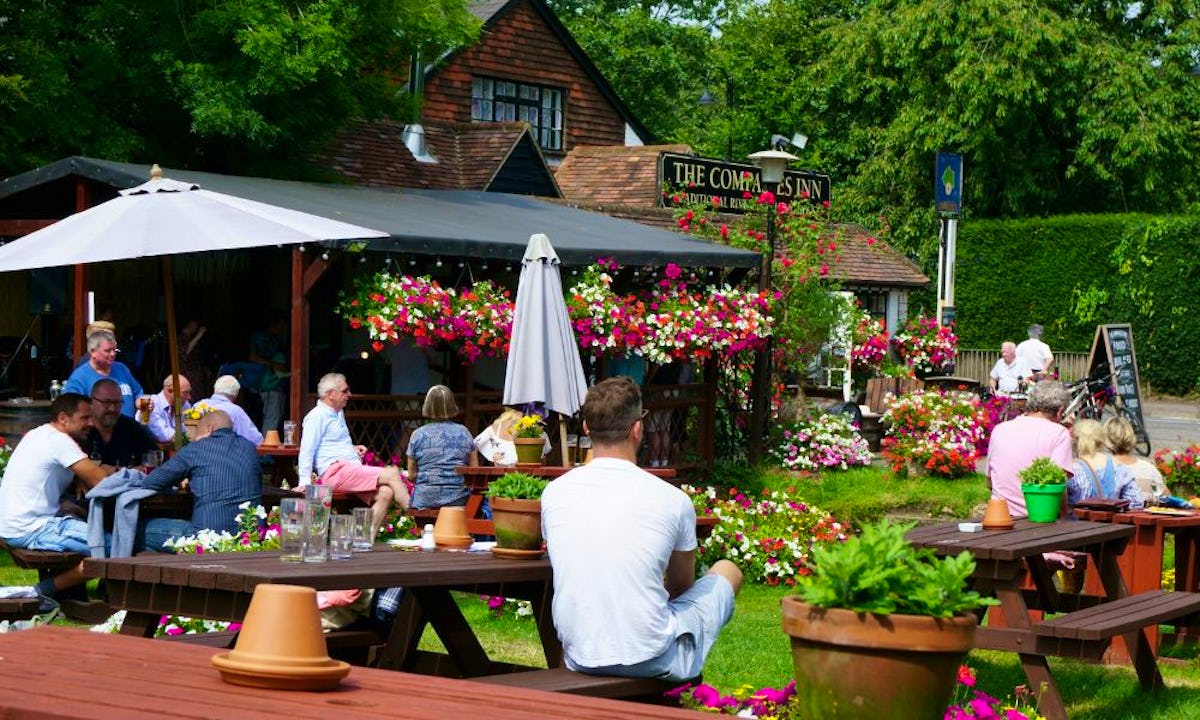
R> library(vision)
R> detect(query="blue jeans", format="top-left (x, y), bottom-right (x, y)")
top-left (4, 516), bottom-right (91, 554)
top-left (136, 518), bottom-right (195, 553)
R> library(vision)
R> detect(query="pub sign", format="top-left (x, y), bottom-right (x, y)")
top-left (659, 152), bottom-right (831, 213)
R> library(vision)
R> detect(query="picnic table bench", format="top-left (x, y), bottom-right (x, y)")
top-left (0, 626), bottom-right (707, 719)
top-left (907, 519), bottom-right (1200, 720)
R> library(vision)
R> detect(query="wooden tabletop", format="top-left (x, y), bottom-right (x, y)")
top-left (83, 546), bottom-right (551, 592)
top-left (1074, 507), bottom-right (1200, 528)
top-left (906, 519), bottom-right (1134, 561)
top-left (0, 626), bottom-right (705, 720)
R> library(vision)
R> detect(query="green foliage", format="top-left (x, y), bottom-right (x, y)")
top-left (486, 472), bottom-right (549, 500)
top-left (956, 213), bottom-right (1200, 394)
top-left (0, 0), bottom-right (479, 176)
top-left (1018, 457), bottom-right (1068, 487)
top-left (795, 520), bottom-right (998, 617)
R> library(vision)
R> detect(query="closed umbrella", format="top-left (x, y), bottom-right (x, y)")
top-left (0, 166), bottom-right (388, 442)
top-left (503, 233), bottom-right (588, 464)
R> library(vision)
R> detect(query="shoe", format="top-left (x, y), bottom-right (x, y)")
top-left (35, 593), bottom-right (59, 615)
top-left (59, 598), bottom-right (115, 625)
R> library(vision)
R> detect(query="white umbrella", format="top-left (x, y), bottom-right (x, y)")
top-left (0, 166), bottom-right (388, 442)
top-left (503, 233), bottom-right (588, 464)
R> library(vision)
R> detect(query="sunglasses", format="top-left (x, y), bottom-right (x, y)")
top-left (91, 397), bottom-right (122, 406)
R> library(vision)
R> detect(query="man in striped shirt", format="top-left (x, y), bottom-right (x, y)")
top-left (138, 410), bottom-right (261, 551)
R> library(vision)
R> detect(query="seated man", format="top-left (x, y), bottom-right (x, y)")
top-left (299, 373), bottom-right (409, 538)
top-left (0, 393), bottom-right (113, 598)
top-left (202, 374), bottom-right (264, 446)
top-left (988, 341), bottom-right (1032, 396)
top-left (987, 380), bottom-right (1075, 518)
top-left (85, 378), bottom-right (159, 468)
top-left (137, 410), bottom-right (262, 551)
top-left (146, 373), bottom-right (193, 443)
top-left (541, 377), bottom-right (742, 681)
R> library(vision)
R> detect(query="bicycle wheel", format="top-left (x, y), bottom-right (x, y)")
top-left (1100, 404), bottom-right (1153, 456)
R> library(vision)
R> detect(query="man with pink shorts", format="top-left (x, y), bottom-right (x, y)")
top-left (298, 373), bottom-right (409, 536)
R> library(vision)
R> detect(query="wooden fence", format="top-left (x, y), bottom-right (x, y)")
top-left (954, 350), bottom-right (1090, 385)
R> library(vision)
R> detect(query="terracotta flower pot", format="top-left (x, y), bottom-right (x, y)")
top-left (696, 515), bottom-right (719, 541)
top-left (780, 597), bottom-right (976, 720)
top-left (211, 583), bottom-right (350, 690)
top-left (513, 437), bottom-right (543, 465)
top-left (433, 506), bottom-right (473, 549)
top-left (490, 497), bottom-right (543, 551)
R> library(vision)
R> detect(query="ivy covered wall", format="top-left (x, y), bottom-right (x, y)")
top-left (955, 214), bottom-right (1200, 395)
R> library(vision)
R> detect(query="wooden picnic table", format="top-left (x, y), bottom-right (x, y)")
top-left (82, 546), bottom-right (560, 678)
top-left (1072, 506), bottom-right (1200, 653)
top-left (257, 443), bottom-right (299, 487)
top-left (907, 519), bottom-right (1200, 720)
top-left (0, 626), bottom-right (705, 720)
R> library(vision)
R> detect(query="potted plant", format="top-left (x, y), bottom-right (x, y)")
top-left (510, 413), bottom-right (546, 466)
top-left (487, 471), bottom-right (549, 558)
top-left (780, 520), bottom-right (996, 720)
top-left (1019, 456), bottom-right (1068, 523)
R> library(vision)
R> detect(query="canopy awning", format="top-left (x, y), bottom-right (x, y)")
top-left (0, 157), bottom-right (760, 269)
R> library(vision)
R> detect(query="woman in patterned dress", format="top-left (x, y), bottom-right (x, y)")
top-left (406, 385), bottom-right (478, 509)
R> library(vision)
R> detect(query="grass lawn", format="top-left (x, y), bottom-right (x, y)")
top-left (5, 466), bottom-right (1200, 717)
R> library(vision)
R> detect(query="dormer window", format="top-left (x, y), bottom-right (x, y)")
top-left (471, 77), bottom-right (564, 151)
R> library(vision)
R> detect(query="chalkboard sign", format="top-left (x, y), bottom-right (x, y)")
top-left (1086, 324), bottom-right (1147, 433)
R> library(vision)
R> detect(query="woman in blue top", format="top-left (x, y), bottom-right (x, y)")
top-left (1067, 419), bottom-right (1143, 509)
top-left (406, 385), bottom-right (478, 509)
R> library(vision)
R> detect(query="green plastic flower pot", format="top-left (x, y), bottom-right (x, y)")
top-left (1022, 483), bottom-right (1066, 522)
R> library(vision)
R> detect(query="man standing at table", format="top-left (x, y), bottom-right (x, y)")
top-left (146, 373), bottom-right (193, 443)
top-left (63, 329), bottom-right (143, 419)
top-left (299, 372), bottom-right (409, 537)
top-left (541, 377), bottom-right (742, 681)
top-left (0, 393), bottom-right (113, 599)
top-left (202, 375), bottom-right (263, 446)
top-left (137, 410), bottom-right (262, 550)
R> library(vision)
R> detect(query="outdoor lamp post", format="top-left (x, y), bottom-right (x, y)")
top-left (698, 70), bottom-right (735, 161)
top-left (746, 148), bottom-right (798, 465)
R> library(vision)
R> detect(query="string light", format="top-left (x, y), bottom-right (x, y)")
top-left (436, 258), bottom-right (443, 267)
top-left (320, 251), bottom-right (329, 261)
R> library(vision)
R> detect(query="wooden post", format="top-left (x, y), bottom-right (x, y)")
top-left (72, 178), bottom-right (91, 361)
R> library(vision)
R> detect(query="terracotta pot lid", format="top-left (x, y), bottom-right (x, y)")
top-left (212, 652), bottom-right (350, 691)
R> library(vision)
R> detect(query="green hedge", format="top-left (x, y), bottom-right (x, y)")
top-left (956, 214), bottom-right (1200, 394)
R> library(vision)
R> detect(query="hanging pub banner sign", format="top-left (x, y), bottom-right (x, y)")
top-left (1086, 323), bottom-right (1148, 435)
top-left (934, 151), bottom-right (963, 215)
top-left (659, 152), bottom-right (831, 214)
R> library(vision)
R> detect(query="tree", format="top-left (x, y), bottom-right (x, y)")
top-left (720, 0), bottom-right (1200, 260)
top-left (0, 0), bottom-right (479, 177)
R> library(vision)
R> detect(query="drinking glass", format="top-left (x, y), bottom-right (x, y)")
top-left (279, 498), bottom-right (307, 562)
top-left (329, 514), bottom-right (354, 560)
top-left (282, 420), bottom-right (297, 446)
top-left (142, 449), bottom-right (163, 469)
top-left (302, 499), bottom-right (330, 563)
top-left (352, 506), bottom-right (374, 551)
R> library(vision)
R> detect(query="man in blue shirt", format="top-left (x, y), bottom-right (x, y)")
top-left (137, 410), bottom-right (262, 551)
top-left (63, 330), bottom-right (143, 419)
top-left (299, 372), bottom-right (408, 540)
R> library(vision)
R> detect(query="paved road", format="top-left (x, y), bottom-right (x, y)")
top-left (1139, 398), bottom-right (1198, 454)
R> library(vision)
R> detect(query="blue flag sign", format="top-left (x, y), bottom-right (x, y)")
top-left (935, 152), bottom-right (963, 214)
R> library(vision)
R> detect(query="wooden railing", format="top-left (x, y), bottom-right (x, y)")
top-left (953, 350), bottom-right (1090, 385)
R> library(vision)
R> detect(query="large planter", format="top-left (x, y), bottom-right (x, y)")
top-left (512, 438), bottom-right (543, 466)
top-left (490, 497), bottom-right (543, 552)
top-left (1022, 483), bottom-right (1066, 522)
top-left (780, 597), bottom-right (977, 720)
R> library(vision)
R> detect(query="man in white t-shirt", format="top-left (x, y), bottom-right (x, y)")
top-left (1016, 324), bottom-right (1054, 379)
top-left (989, 341), bottom-right (1033, 395)
top-left (0, 393), bottom-right (113, 598)
top-left (541, 377), bottom-right (742, 680)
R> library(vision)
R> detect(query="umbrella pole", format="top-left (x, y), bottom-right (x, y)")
top-left (162, 257), bottom-right (184, 448)
top-left (558, 412), bottom-right (570, 467)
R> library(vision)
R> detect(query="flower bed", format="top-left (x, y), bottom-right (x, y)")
top-left (892, 313), bottom-right (958, 376)
top-left (881, 389), bottom-right (985, 478)
top-left (1154, 444), bottom-right (1200, 497)
top-left (683, 485), bottom-right (849, 587)
top-left (771, 413), bottom-right (872, 472)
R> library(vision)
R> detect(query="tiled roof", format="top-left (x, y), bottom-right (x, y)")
top-left (555, 144), bottom-right (691, 207)
top-left (320, 120), bottom-right (544, 192)
top-left (826, 225), bottom-right (928, 288)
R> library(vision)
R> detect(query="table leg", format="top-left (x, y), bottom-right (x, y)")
top-left (992, 579), bottom-right (1069, 720)
top-left (1094, 542), bottom-right (1164, 691)
top-left (1173, 528), bottom-right (1200, 642)
top-left (377, 591), bottom-right (427, 671)
top-left (412, 587), bottom-right (494, 677)
top-left (117, 610), bottom-right (160, 638)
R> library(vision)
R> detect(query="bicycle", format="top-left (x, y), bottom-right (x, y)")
top-left (1061, 364), bottom-right (1152, 456)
